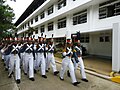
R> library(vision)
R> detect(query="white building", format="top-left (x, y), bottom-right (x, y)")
top-left (15, 0), bottom-right (120, 72)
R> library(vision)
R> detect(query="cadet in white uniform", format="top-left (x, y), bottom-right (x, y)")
top-left (8, 37), bottom-right (21, 84)
top-left (60, 31), bottom-right (80, 86)
top-left (23, 37), bottom-right (35, 81)
top-left (67, 32), bottom-right (88, 82)
top-left (34, 36), bottom-right (47, 78)
top-left (46, 35), bottom-right (59, 75)
top-left (73, 40), bottom-right (88, 82)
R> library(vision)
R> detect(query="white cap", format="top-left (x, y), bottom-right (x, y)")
top-left (15, 37), bottom-right (17, 41)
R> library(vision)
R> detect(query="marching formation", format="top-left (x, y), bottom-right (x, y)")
top-left (0, 32), bottom-right (88, 86)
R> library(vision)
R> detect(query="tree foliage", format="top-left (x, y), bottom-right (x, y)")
top-left (0, 0), bottom-right (15, 39)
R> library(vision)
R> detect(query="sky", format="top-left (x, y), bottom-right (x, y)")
top-left (6, 0), bottom-right (34, 23)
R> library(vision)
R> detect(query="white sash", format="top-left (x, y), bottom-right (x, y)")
top-left (75, 46), bottom-right (82, 55)
top-left (66, 47), bottom-right (72, 55)
top-left (11, 45), bottom-right (19, 53)
top-left (48, 44), bottom-right (54, 51)
top-left (25, 44), bottom-right (33, 51)
top-left (38, 44), bottom-right (44, 51)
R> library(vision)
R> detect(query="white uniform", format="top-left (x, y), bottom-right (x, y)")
top-left (8, 44), bottom-right (21, 80)
top-left (24, 44), bottom-right (34, 78)
top-left (35, 43), bottom-right (46, 75)
top-left (3, 45), bottom-right (11, 70)
top-left (4, 54), bottom-right (10, 70)
top-left (60, 47), bottom-right (77, 83)
top-left (74, 46), bottom-right (87, 79)
top-left (46, 44), bottom-right (58, 73)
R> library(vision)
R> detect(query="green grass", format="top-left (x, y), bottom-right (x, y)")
top-left (54, 52), bottom-right (62, 59)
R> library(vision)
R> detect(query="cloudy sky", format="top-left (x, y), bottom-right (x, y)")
top-left (6, 0), bottom-right (34, 23)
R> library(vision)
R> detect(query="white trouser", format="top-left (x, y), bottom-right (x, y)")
top-left (20, 53), bottom-right (25, 66)
top-left (4, 55), bottom-right (10, 69)
top-left (24, 53), bottom-right (34, 78)
top-left (46, 53), bottom-right (57, 72)
top-left (34, 53), bottom-right (37, 70)
top-left (2, 54), bottom-right (4, 60)
top-left (60, 57), bottom-right (77, 83)
top-left (9, 54), bottom-right (21, 80)
top-left (36, 53), bottom-right (46, 75)
top-left (73, 57), bottom-right (86, 79)
top-left (45, 53), bottom-right (48, 70)
top-left (21, 52), bottom-right (25, 71)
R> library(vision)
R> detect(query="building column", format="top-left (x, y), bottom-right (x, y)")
top-left (44, 9), bottom-right (48, 18)
top-left (54, 20), bottom-right (57, 37)
top-left (89, 5), bottom-right (94, 30)
top-left (54, 2), bottom-right (57, 13)
top-left (44, 24), bottom-right (48, 38)
top-left (66, 15), bottom-right (72, 33)
top-left (112, 23), bottom-right (120, 72)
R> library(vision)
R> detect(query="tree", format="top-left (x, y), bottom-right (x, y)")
top-left (0, 0), bottom-right (15, 39)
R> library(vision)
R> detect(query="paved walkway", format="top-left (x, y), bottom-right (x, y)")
top-left (55, 56), bottom-right (112, 76)
top-left (0, 57), bottom-right (120, 90)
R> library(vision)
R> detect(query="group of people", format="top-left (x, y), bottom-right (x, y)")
top-left (0, 32), bottom-right (88, 86)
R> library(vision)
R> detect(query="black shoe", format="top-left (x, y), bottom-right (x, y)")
top-left (5, 68), bottom-right (8, 71)
top-left (34, 69), bottom-right (37, 74)
top-left (4, 63), bottom-right (6, 66)
top-left (16, 79), bottom-right (21, 84)
top-left (29, 78), bottom-right (35, 81)
top-left (24, 73), bottom-right (27, 75)
top-left (8, 72), bottom-right (13, 78)
top-left (67, 70), bottom-right (70, 77)
top-left (42, 75), bottom-right (47, 78)
top-left (2, 59), bottom-right (4, 62)
top-left (81, 79), bottom-right (88, 82)
top-left (48, 68), bottom-right (50, 70)
top-left (46, 70), bottom-right (49, 72)
top-left (8, 74), bottom-right (12, 78)
top-left (72, 82), bottom-right (80, 86)
top-left (54, 71), bottom-right (59, 76)
top-left (59, 77), bottom-right (64, 81)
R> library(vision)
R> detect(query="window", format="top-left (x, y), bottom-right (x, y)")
top-left (99, 32), bottom-right (110, 42)
top-left (40, 11), bottom-right (45, 19)
top-left (22, 33), bottom-right (25, 37)
top-left (48, 22), bottom-right (53, 31)
top-left (58, 17), bottom-right (66, 29)
top-left (35, 28), bottom-right (38, 34)
top-left (40, 25), bottom-right (45, 33)
top-left (73, 9), bottom-right (87, 25)
top-left (31, 19), bottom-right (33, 24)
top-left (99, 0), bottom-right (120, 19)
top-left (35, 15), bottom-right (38, 22)
top-left (80, 34), bottom-right (89, 43)
top-left (115, 2), bottom-right (120, 15)
top-left (22, 25), bottom-right (24, 29)
top-left (24, 24), bottom-right (26, 28)
top-left (48, 5), bottom-right (53, 15)
top-left (58, 0), bottom-right (66, 10)
top-left (28, 21), bottom-right (30, 27)
top-left (55, 38), bottom-right (65, 43)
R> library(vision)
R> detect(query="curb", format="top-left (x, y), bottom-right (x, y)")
top-left (55, 60), bottom-right (112, 81)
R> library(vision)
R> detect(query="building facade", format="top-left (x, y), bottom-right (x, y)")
top-left (15, 0), bottom-right (120, 72)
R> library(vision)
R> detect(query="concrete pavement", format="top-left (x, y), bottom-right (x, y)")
top-left (0, 58), bottom-right (120, 90)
